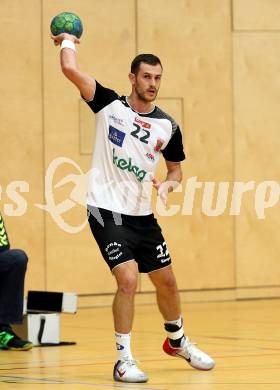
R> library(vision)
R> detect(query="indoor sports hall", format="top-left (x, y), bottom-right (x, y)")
top-left (0, 1), bottom-right (279, 389)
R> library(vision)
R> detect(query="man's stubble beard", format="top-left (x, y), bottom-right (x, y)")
top-left (135, 85), bottom-right (158, 103)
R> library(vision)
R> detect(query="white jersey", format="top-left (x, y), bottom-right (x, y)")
top-left (84, 81), bottom-right (185, 216)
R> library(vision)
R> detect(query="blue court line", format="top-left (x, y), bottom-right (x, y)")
top-left (0, 375), bottom-right (165, 390)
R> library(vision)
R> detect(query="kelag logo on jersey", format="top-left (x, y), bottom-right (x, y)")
top-left (112, 148), bottom-right (147, 182)
top-left (108, 126), bottom-right (126, 147)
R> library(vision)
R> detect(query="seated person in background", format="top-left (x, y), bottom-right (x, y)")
top-left (0, 211), bottom-right (32, 350)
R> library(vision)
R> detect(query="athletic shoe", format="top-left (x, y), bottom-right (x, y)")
top-left (163, 337), bottom-right (215, 370)
top-left (0, 326), bottom-right (33, 351)
top-left (113, 359), bottom-right (148, 383)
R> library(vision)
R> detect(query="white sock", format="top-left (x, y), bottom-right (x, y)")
top-left (115, 332), bottom-right (133, 361)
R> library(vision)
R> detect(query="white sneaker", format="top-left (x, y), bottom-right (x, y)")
top-left (163, 337), bottom-right (215, 370)
top-left (113, 359), bottom-right (148, 383)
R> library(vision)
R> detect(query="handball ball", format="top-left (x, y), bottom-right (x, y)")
top-left (50, 12), bottom-right (83, 38)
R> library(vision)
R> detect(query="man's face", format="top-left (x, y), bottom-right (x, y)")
top-left (130, 62), bottom-right (162, 103)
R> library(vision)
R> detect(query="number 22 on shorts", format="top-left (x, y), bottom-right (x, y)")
top-left (156, 242), bottom-right (170, 263)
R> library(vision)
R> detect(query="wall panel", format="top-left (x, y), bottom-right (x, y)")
top-left (233, 0), bottom-right (280, 30)
top-left (137, 0), bottom-right (235, 292)
top-left (43, 0), bottom-right (136, 293)
top-left (0, 0), bottom-right (45, 290)
top-left (233, 33), bottom-right (280, 291)
top-left (1, 0), bottom-right (278, 302)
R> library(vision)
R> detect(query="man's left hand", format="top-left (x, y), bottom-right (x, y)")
top-left (152, 178), bottom-right (169, 205)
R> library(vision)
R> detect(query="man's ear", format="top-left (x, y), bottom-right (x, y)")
top-left (128, 72), bottom-right (136, 85)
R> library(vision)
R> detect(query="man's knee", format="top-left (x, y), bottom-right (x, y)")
top-left (117, 274), bottom-right (138, 296)
top-left (159, 273), bottom-right (178, 293)
top-left (10, 249), bottom-right (28, 269)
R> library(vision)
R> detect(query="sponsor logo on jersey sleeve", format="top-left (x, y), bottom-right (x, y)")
top-left (108, 126), bottom-right (126, 147)
top-left (154, 138), bottom-right (164, 153)
top-left (112, 148), bottom-right (147, 182)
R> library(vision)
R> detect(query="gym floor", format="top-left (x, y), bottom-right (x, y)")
top-left (0, 299), bottom-right (279, 389)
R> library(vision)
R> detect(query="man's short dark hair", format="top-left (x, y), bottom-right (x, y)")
top-left (130, 54), bottom-right (162, 75)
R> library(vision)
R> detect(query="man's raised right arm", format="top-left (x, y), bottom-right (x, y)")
top-left (51, 33), bottom-right (96, 101)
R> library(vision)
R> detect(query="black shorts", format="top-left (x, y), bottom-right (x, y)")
top-left (87, 206), bottom-right (172, 273)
